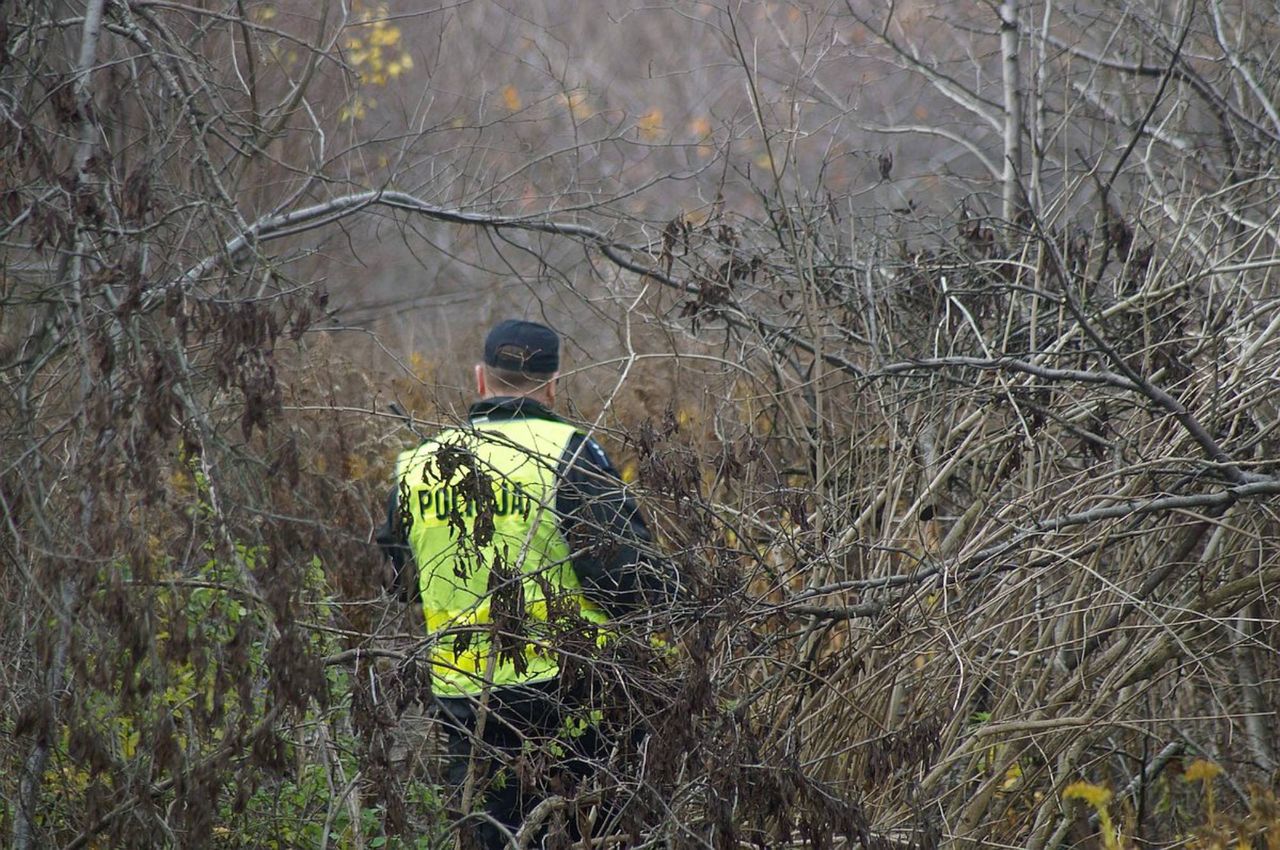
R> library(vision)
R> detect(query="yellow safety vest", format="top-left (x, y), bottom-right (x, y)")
top-left (395, 416), bottom-right (608, 696)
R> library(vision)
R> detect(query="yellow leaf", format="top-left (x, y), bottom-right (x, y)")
top-left (340, 96), bottom-right (368, 121)
top-left (121, 727), bottom-right (140, 760)
top-left (638, 108), bottom-right (664, 140)
top-left (347, 455), bottom-right (368, 478)
top-left (1001, 761), bottom-right (1022, 791)
top-left (502, 84), bottom-right (522, 111)
top-left (689, 116), bottom-right (712, 139)
top-left (1184, 759), bottom-right (1223, 783)
top-left (1063, 781), bottom-right (1112, 810)
top-left (561, 88), bottom-right (591, 120)
top-left (370, 24), bottom-right (401, 46)
top-left (1064, 782), bottom-right (1121, 850)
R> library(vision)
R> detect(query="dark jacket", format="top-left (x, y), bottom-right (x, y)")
top-left (376, 396), bottom-right (675, 619)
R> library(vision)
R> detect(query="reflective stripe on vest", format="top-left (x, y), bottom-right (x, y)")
top-left (395, 417), bottom-right (607, 696)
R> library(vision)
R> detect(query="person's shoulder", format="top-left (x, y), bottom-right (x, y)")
top-left (396, 426), bottom-right (467, 465)
top-left (579, 434), bottom-right (612, 467)
top-left (400, 428), bottom-right (454, 452)
top-left (563, 430), bottom-right (620, 475)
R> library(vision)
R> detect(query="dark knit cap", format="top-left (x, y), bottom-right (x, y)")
top-left (483, 319), bottom-right (560, 374)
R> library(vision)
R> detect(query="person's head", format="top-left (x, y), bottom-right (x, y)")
top-left (475, 319), bottom-right (560, 406)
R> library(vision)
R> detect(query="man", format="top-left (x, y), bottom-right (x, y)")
top-left (377, 319), bottom-right (673, 849)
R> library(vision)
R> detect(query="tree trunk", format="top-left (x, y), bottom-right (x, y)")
top-left (1000, 0), bottom-right (1025, 223)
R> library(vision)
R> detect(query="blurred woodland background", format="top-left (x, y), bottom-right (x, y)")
top-left (3, 0), bottom-right (1280, 847)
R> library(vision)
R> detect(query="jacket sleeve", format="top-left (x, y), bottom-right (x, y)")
top-left (555, 432), bottom-right (678, 619)
top-left (375, 485), bottom-right (420, 603)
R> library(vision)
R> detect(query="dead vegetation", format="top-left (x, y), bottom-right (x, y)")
top-left (3, 1), bottom-right (1280, 848)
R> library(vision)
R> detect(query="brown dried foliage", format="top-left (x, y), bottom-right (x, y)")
top-left (5, 1), bottom-right (1280, 849)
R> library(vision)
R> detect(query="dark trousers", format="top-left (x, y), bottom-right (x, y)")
top-left (434, 680), bottom-right (603, 850)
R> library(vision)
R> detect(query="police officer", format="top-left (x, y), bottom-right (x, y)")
top-left (377, 319), bottom-right (672, 848)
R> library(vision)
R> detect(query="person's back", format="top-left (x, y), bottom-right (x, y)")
top-left (394, 412), bottom-right (610, 695)
top-left (377, 319), bottom-right (674, 848)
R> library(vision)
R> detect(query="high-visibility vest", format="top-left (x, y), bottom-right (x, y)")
top-left (395, 416), bottom-right (608, 696)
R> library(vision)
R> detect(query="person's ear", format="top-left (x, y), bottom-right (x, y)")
top-left (475, 363), bottom-right (487, 397)
top-left (546, 373), bottom-right (559, 405)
